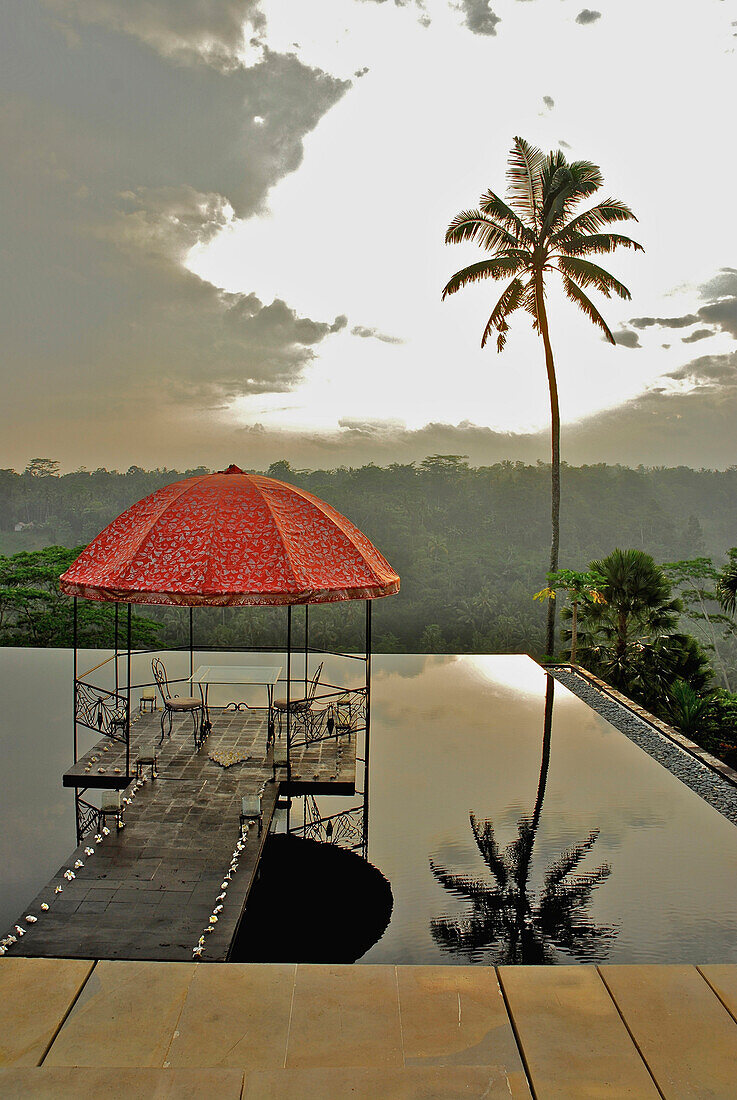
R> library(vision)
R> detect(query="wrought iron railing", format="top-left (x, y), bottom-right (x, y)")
top-left (288, 686), bottom-right (367, 749)
top-left (291, 795), bottom-right (365, 851)
top-left (74, 679), bottom-right (129, 742)
top-left (76, 794), bottom-right (101, 840)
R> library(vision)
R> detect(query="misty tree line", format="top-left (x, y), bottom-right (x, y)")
top-left (3, 455), bottom-right (737, 658)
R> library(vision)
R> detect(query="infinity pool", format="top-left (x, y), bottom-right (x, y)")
top-left (1, 650), bottom-right (736, 964)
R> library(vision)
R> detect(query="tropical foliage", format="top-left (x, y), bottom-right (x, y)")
top-left (2, 460), bottom-right (737, 665)
top-left (663, 557), bottom-right (737, 690)
top-left (534, 568), bottom-right (606, 663)
top-left (443, 137), bottom-right (641, 654)
top-left (0, 546), bottom-right (160, 648)
top-left (570, 549), bottom-right (713, 707)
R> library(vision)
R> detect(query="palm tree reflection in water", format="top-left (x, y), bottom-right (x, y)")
top-left (430, 677), bottom-right (617, 964)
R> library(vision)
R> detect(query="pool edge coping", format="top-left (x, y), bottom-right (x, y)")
top-left (543, 661), bottom-right (737, 790)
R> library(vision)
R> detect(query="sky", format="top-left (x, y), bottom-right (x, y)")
top-left (3, 0), bottom-right (737, 472)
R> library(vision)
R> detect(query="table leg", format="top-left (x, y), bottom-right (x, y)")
top-left (200, 682), bottom-right (212, 739)
top-left (267, 683), bottom-right (275, 746)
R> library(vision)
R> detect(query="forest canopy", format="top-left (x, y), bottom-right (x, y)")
top-left (1, 456), bottom-right (737, 660)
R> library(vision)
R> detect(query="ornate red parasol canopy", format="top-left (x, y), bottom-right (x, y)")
top-left (60, 465), bottom-right (400, 606)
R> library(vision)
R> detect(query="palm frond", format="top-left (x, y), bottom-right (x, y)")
top-left (557, 256), bottom-right (631, 299)
top-left (565, 160), bottom-right (604, 198)
top-left (506, 136), bottom-right (545, 227)
top-left (520, 277), bottom-right (540, 333)
top-left (477, 191), bottom-right (535, 246)
top-left (428, 860), bottom-right (494, 901)
top-left (551, 199), bottom-right (638, 244)
top-left (561, 276), bottom-right (615, 343)
top-left (540, 158), bottom-right (605, 240)
top-left (445, 210), bottom-right (519, 251)
top-left (543, 830), bottom-right (600, 891)
top-left (540, 150), bottom-right (570, 193)
top-left (717, 562), bottom-right (737, 614)
top-left (480, 276), bottom-right (524, 349)
top-left (470, 813), bottom-right (509, 889)
top-left (562, 232), bottom-right (644, 257)
top-left (442, 256), bottom-right (526, 300)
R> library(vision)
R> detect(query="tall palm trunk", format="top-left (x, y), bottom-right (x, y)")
top-left (535, 274), bottom-right (561, 657)
top-left (514, 676), bottom-right (554, 959)
top-left (570, 599), bottom-right (578, 664)
top-left (531, 675), bottom-right (554, 834)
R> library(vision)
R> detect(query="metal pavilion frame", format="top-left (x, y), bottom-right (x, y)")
top-left (69, 597), bottom-right (373, 855)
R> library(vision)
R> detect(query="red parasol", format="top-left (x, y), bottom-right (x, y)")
top-left (59, 465), bottom-right (400, 606)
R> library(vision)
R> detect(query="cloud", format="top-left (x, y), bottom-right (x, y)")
top-left (630, 315), bottom-right (699, 330)
top-left (355, 0), bottom-right (431, 23)
top-left (576, 9), bottom-right (602, 24)
top-left (681, 328), bottom-right (714, 344)
top-left (612, 329), bottom-right (641, 348)
top-left (337, 417), bottom-right (407, 435)
top-left (699, 267), bottom-right (737, 300)
top-left (697, 298), bottom-right (737, 339)
top-left (630, 268), bottom-right (737, 341)
top-left (0, 6), bottom-right (351, 458)
top-left (42, 0), bottom-right (266, 68)
top-left (664, 351), bottom-right (737, 388)
top-left (455, 0), bottom-right (502, 36)
top-left (214, 375), bottom-right (737, 471)
top-left (350, 325), bottom-right (405, 344)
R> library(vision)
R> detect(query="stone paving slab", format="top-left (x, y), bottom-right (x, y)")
top-left (0, 1067), bottom-right (245, 1099)
top-left (499, 965), bottom-right (661, 1099)
top-left (286, 963), bottom-right (403, 1069)
top-left (43, 960), bottom-right (196, 1068)
top-left (699, 963), bottom-right (737, 1022)
top-left (6, 958), bottom-right (737, 1096)
top-left (599, 964), bottom-right (737, 1100)
top-left (396, 965), bottom-right (527, 1085)
top-left (0, 958), bottom-right (94, 1067)
top-left (242, 1066), bottom-right (526, 1098)
top-left (168, 962), bottom-right (295, 1069)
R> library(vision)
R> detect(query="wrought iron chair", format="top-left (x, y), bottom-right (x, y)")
top-left (332, 691), bottom-right (360, 741)
top-left (273, 662), bottom-right (324, 739)
top-left (151, 658), bottom-right (204, 748)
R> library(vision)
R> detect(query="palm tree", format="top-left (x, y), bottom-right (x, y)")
top-left (717, 550), bottom-right (737, 615)
top-left (429, 678), bottom-right (616, 963)
top-left (442, 137), bottom-right (642, 656)
top-left (533, 567), bottom-right (607, 663)
top-left (665, 679), bottom-right (711, 738)
top-left (574, 548), bottom-right (712, 707)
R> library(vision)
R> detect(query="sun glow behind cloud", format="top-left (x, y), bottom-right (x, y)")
top-left (186, 0), bottom-right (737, 440)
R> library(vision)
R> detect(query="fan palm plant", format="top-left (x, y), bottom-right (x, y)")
top-left (442, 137), bottom-right (642, 655)
top-left (716, 550), bottom-right (737, 615)
top-left (573, 549), bottom-right (712, 707)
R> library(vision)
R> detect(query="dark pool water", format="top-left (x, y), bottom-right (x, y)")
top-left (1, 650), bottom-right (736, 964)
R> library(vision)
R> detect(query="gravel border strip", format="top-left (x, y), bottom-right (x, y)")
top-left (550, 667), bottom-right (737, 827)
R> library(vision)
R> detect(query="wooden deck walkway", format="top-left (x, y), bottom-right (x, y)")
top-left (1, 959), bottom-right (735, 1097)
top-left (11, 710), bottom-right (357, 962)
